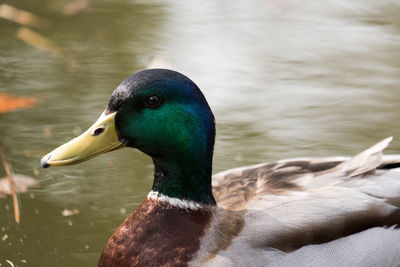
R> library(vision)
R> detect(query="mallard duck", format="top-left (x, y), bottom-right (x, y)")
top-left (41, 69), bottom-right (400, 267)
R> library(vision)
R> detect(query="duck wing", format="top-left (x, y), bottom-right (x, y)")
top-left (205, 137), bottom-right (400, 266)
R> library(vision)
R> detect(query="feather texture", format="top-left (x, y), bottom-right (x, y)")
top-left (190, 138), bottom-right (400, 266)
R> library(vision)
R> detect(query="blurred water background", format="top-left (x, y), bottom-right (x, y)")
top-left (1, 0), bottom-right (400, 266)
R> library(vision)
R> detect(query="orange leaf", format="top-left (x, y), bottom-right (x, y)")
top-left (0, 92), bottom-right (37, 113)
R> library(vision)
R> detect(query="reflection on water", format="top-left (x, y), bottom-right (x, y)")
top-left (1, 0), bottom-right (400, 266)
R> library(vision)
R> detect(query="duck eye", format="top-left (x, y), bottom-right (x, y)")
top-left (93, 127), bottom-right (105, 136)
top-left (145, 95), bottom-right (162, 108)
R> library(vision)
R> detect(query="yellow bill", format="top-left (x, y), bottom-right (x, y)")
top-left (41, 111), bottom-right (125, 168)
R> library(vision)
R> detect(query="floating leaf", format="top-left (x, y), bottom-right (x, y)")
top-left (62, 208), bottom-right (80, 216)
top-left (2, 234), bottom-right (8, 241)
top-left (0, 4), bottom-right (47, 29)
top-left (16, 27), bottom-right (79, 71)
top-left (62, 0), bottom-right (91, 16)
top-left (0, 93), bottom-right (37, 114)
top-left (0, 174), bottom-right (39, 195)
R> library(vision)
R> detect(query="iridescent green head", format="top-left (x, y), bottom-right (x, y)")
top-left (42, 69), bottom-right (216, 205)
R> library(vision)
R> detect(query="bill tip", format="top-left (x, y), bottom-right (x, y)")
top-left (41, 154), bottom-right (51, 168)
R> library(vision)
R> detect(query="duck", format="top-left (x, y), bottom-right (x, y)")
top-left (41, 69), bottom-right (400, 267)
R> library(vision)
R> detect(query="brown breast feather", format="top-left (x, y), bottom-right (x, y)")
top-left (98, 199), bottom-right (212, 267)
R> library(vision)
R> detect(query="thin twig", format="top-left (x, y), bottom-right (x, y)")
top-left (5, 259), bottom-right (15, 267)
top-left (0, 147), bottom-right (20, 223)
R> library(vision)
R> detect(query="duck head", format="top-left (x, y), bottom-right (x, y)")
top-left (41, 69), bottom-right (216, 205)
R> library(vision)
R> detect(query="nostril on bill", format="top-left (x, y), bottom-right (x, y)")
top-left (41, 154), bottom-right (51, 168)
top-left (93, 127), bottom-right (105, 136)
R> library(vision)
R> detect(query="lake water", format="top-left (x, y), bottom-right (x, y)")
top-left (1, 0), bottom-right (400, 266)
